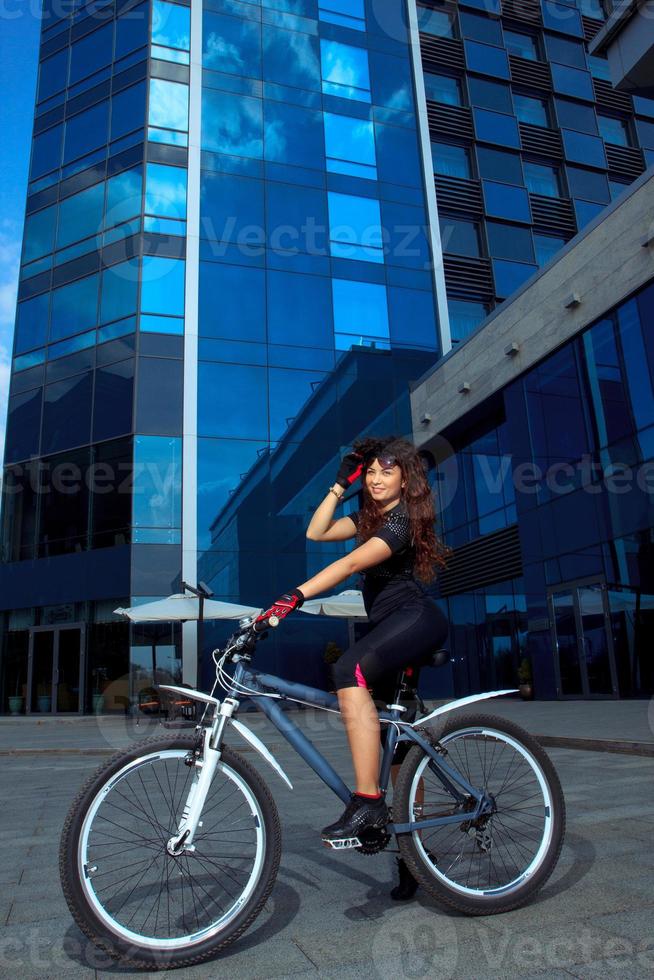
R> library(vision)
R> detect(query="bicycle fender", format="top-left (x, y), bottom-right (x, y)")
top-left (412, 689), bottom-right (519, 728)
top-left (159, 684), bottom-right (220, 706)
top-left (229, 718), bottom-right (293, 790)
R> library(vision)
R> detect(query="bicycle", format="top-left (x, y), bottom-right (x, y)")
top-left (59, 613), bottom-right (566, 970)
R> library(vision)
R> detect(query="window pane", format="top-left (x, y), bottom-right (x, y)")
top-left (145, 163), bottom-right (187, 218)
top-left (555, 97), bottom-right (598, 134)
top-left (50, 275), bottom-right (100, 342)
top-left (201, 89), bottom-right (263, 157)
top-left (198, 362), bottom-right (267, 439)
top-left (269, 366), bottom-right (327, 440)
top-left (105, 167), bottom-right (142, 227)
top-left (111, 81), bottom-right (146, 141)
top-left (320, 39), bottom-right (370, 102)
top-left (332, 278), bottom-right (389, 342)
top-left (534, 233), bottom-right (566, 265)
top-left (263, 24), bottom-right (320, 91)
top-left (93, 358), bottom-right (134, 442)
top-left (69, 23), bottom-right (113, 85)
top-left (148, 79), bottom-right (188, 132)
top-left (152, 0), bottom-right (190, 51)
top-left (431, 141), bottom-right (471, 178)
top-left (42, 372), bottom-right (93, 454)
top-left (57, 181), bottom-right (105, 249)
top-left (573, 198), bottom-right (605, 228)
top-left (5, 389), bottom-right (42, 462)
top-left (477, 145), bottom-right (523, 183)
top-left (264, 101), bottom-right (323, 170)
top-left (544, 34), bottom-right (586, 68)
top-left (23, 205), bottom-right (57, 263)
top-left (486, 221), bottom-right (534, 261)
top-left (115, 1), bottom-right (149, 59)
top-left (140, 257), bottom-right (185, 316)
top-left (266, 180), bottom-right (327, 255)
top-left (324, 113), bottom-right (376, 179)
top-left (100, 260), bottom-right (139, 323)
top-left (514, 93), bottom-right (549, 127)
top-left (327, 191), bottom-right (383, 263)
top-left (460, 10), bottom-right (502, 45)
top-left (587, 55), bottom-right (611, 80)
top-left (448, 298), bottom-right (488, 343)
top-left (439, 216), bottom-right (481, 256)
top-left (504, 29), bottom-right (538, 60)
top-left (199, 262), bottom-right (265, 342)
top-left (63, 102), bottom-right (109, 164)
top-left (197, 438), bottom-right (268, 550)
top-left (319, 0), bottom-right (365, 30)
top-left (636, 118), bottom-right (654, 149)
top-left (542, 0), bottom-right (583, 37)
top-left (551, 63), bottom-right (594, 101)
top-left (30, 125), bottom-right (63, 180)
top-left (524, 160), bottom-right (560, 196)
top-left (609, 179), bottom-right (629, 200)
top-left (464, 40), bottom-right (510, 79)
top-left (417, 5), bottom-right (456, 37)
top-left (493, 258), bottom-right (538, 298)
top-left (598, 114), bottom-right (631, 147)
top-left (15, 294), bottom-right (49, 354)
top-left (424, 72), bottom-right (462, 105)
top-left (200, 171), bottom-right (264, 244)
top-left (561, 128), bottom-right (607, 167)
top-left (203, 10), bottom-right (261, 76)
top-left (136, 357), bottom-right (183, 434)
top-left (267, 271), bottom-right (333, 347)
top-left (473, 107), bottom-right (520, 147)
top-left (566, 165), bottom-right (610, 203)
top-left (133, 436), bottom-right (182, 528)
top-left (482, 179), bottom-right (531, 221)
top-left (468, 76), bottom-right (512, 113)
top-left (37, 49), bottom-right (68, 102)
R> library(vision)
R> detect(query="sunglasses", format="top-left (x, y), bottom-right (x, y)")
top-left (365, 454), bottom-right (398, 469)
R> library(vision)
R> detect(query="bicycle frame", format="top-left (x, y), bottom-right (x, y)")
top-left (161, 660), bottom-right (516, 851)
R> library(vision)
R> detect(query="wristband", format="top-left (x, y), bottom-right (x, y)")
top-left (328, 486), bottom-right (344, 501)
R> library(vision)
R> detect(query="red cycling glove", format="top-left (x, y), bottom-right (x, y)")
top-left (256, 588), bottom-right (305, 624)
top-left (335, 451), bottom-right (364, 490)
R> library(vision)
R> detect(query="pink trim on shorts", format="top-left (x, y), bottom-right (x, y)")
top-left (355, 663), bottom-right (367, 688)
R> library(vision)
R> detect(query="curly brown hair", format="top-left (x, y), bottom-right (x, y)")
top-left (352, 435), bottom-right (452, 584)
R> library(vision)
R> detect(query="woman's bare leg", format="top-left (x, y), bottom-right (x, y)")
top-left (337, 686), bottom-right (380, 795)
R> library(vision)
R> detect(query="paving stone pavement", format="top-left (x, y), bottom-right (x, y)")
top-left (0, 709), bottom-right (653, 979)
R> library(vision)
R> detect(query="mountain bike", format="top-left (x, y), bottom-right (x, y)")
top-left (59, 613), bottom-right (566, 970)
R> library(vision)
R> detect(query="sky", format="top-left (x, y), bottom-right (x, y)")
top-left (0, 8), bottom-right (42, 457)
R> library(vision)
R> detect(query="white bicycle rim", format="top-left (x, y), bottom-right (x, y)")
top-left (77, 749), bottom-right (267, 950)
top-left (410, 726), bottom-right (555, 898)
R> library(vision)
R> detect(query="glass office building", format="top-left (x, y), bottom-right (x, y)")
top-left (1, 0), bottom-right (652, 712)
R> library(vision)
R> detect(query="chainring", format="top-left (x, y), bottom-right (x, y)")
top-left (356, 828), bottom-right (392, 855)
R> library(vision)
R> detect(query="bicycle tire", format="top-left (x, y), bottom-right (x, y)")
top-left (394, 713), bottom-right (565, 915)
top-left (59, 734), bottom-right (282, 970)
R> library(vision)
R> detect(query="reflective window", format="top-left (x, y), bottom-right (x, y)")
top-left (50, 274), bottom-right (100, 342)
top-left (523, 160), bottom-right (561, 197)
top-left (424, 72), bottom-right (462, 105)
top-left (269, 366), bottom-right (327, 441)
top-left (136, 358), bottom-right (183, 434)
top-left (148, 79), bottom-right (189, 133)
top-left (534, 233), bottom-right (566, 265)
top-left (459, 0), bottom-right (501, 13)
top-left (203, 10), bottom-right (260, 76)
top-left (198, 362), bottom-right (267, 439)
top-left (42, 372), bottom-right (93, 454)
top-left (573, 198), bottom-right (605, 228)
top-left (464, 40), bottom-right (510, 79)
top-left (486, 221), bottom-right (534, 262)
top-left (513, 93), bottom-right (549, 127)
top-left (609, 179), bottom-right (630, 200)
top-left (197, 438), bottom-right (269, 551)
top-left (545, 34), bottom-right (586, 68)
top-left (482, 179), bottom-right (531, 222)
top-left (551, 63), bottom-right (594, 101)
top-left (597, 114), bottom-right (632, 147)
top-left (431, 141), bottom-right (471, 178)
top-left (636, 118), bottom-right (654, 149)
top-left (105, 167), bottom-right (142, 227)
top-left (14, 294), bottom-right (49, 354)
top-left (439, 216), bottom-right (481, 256)
top-left (5, 389), bottom-right (42, 462)
top-left (93, 359), bottom-right (134, 442)
top-left (369, 50), bottom-right (413, 112)
top-left (319, 0), bottom-right (365, 31)
top-left (200, 172), bottom-right (264, 244)
top-left (561, 128), bottom-right (607, 167)
top-left (477, 145), bottom-right (522, 183)
top-left (324, 113), bottom-right (376, 179)
top-left (332, 278), bottom-right (389, 345)
top-left (574, 0), bottom-right (605, 16)
top-left (264, 102), bottom-right (323, 170)
top-left (327, 192), bottom-right (383, 263)
top-left (468, 76), bottom-right (512, 113)
top-left (63, 102), bottom-right (109, 164)
top-left (37, 448), bottom-right (90, 557)
top-left (145, 163), bottom-right (187, 219)
top-left (152, 0), bottom-right (191, 52)
top-left (263, 25), bottom-right (320, 91)
top-left (266, 181), bottom-right (328, 255)
top-left (57, 182), bottom-right (104, 249)
top-left (199, 262), bottom-right (265, 342)
top-left (115, 1), bottom-right (149, 59)
top-left (633, 95), bottom-right (654, 118)
top-left (111, 81), bottom-right (146, 141)
top-left (141, 257), bottom-right (185, 317)
top-left (375, 122), bottom-right (421, 188)
top-left (30, 125), bottom-right (63, 179)
top-left (555, 97), bottom-right (598, 134)
top-left (566, 165), bottom-right (609, 203)
top-left (473, 107), bottom-right (520, 148)
top-left (493, 258), bottom-right (537, 298)
top-left (460, 10), bottom-right (503, 45)
top-left (133, 436), bottom-right (182, 529)
top-left (417, 5), bottom-right (456, 37)
top-left (503, 29), bottom-right (539, 60)
top-left (37, 49), bottom-right (68, 102)
top-left (23, 205), bottom-right (57, 263)
top-left (542, 0), bottom-right (583, 37)
top-left (320, 39), bottom-right (371, 102)
top-left (267, 271), bottom-right (333, 347)
top-left (587, 55), bottom-right (611, 81)
top-left (201, 89), bottom-right (263, 157)
top-left (100, 260), bottom-right (139, 324)
top-left (448, 298), bottom-right (489, 343)
top-left (69, 23), bottom-right (113, 85)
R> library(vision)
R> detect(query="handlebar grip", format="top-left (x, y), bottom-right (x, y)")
top-left (252, 615), bottom-right (280, 633)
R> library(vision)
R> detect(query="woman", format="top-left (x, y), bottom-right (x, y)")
top-left (256, 436), bottom-right (450, 891)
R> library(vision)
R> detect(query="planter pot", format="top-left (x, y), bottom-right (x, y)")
top-left (37, 695), bottom-right (52, 712)
top-left (92, 694), bottom-right (105, 714)
top-left (519, 683), bottom-right (534, 701)
top-left (8, 696), bottom-right (23, 716)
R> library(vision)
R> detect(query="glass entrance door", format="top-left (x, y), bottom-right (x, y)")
top-left (549, 579), bottom-right (618, 698)
top-left (28, 626), bottom-right (85, 713)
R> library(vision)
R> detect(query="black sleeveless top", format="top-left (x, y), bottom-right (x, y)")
top-left (349, 502), bottom-right (425, 623)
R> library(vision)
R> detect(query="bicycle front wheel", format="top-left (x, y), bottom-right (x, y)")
top-left (395, 713), bottom-right (565, 915)
top-left (59, 735), bottom-right (281, 970)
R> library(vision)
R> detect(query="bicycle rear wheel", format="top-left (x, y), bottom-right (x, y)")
top-left (395, 713), bottom-right (565, 915)
top-left (59, 735), bottom-right (281, 970)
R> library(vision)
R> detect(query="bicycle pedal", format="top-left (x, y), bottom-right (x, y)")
top-left (322, 836), bottom-right (362, 850)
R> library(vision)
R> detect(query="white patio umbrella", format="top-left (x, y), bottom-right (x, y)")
top-left (115, 595), bottom-right (261, 622)
top-left (299, 589), bottom-right (367, 619)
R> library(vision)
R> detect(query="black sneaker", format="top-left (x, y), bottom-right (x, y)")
top-left (321, 793), bottom-right (389, 842)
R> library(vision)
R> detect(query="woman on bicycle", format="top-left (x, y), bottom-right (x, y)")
top-left (257, 436), bottom-right (450, 868)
